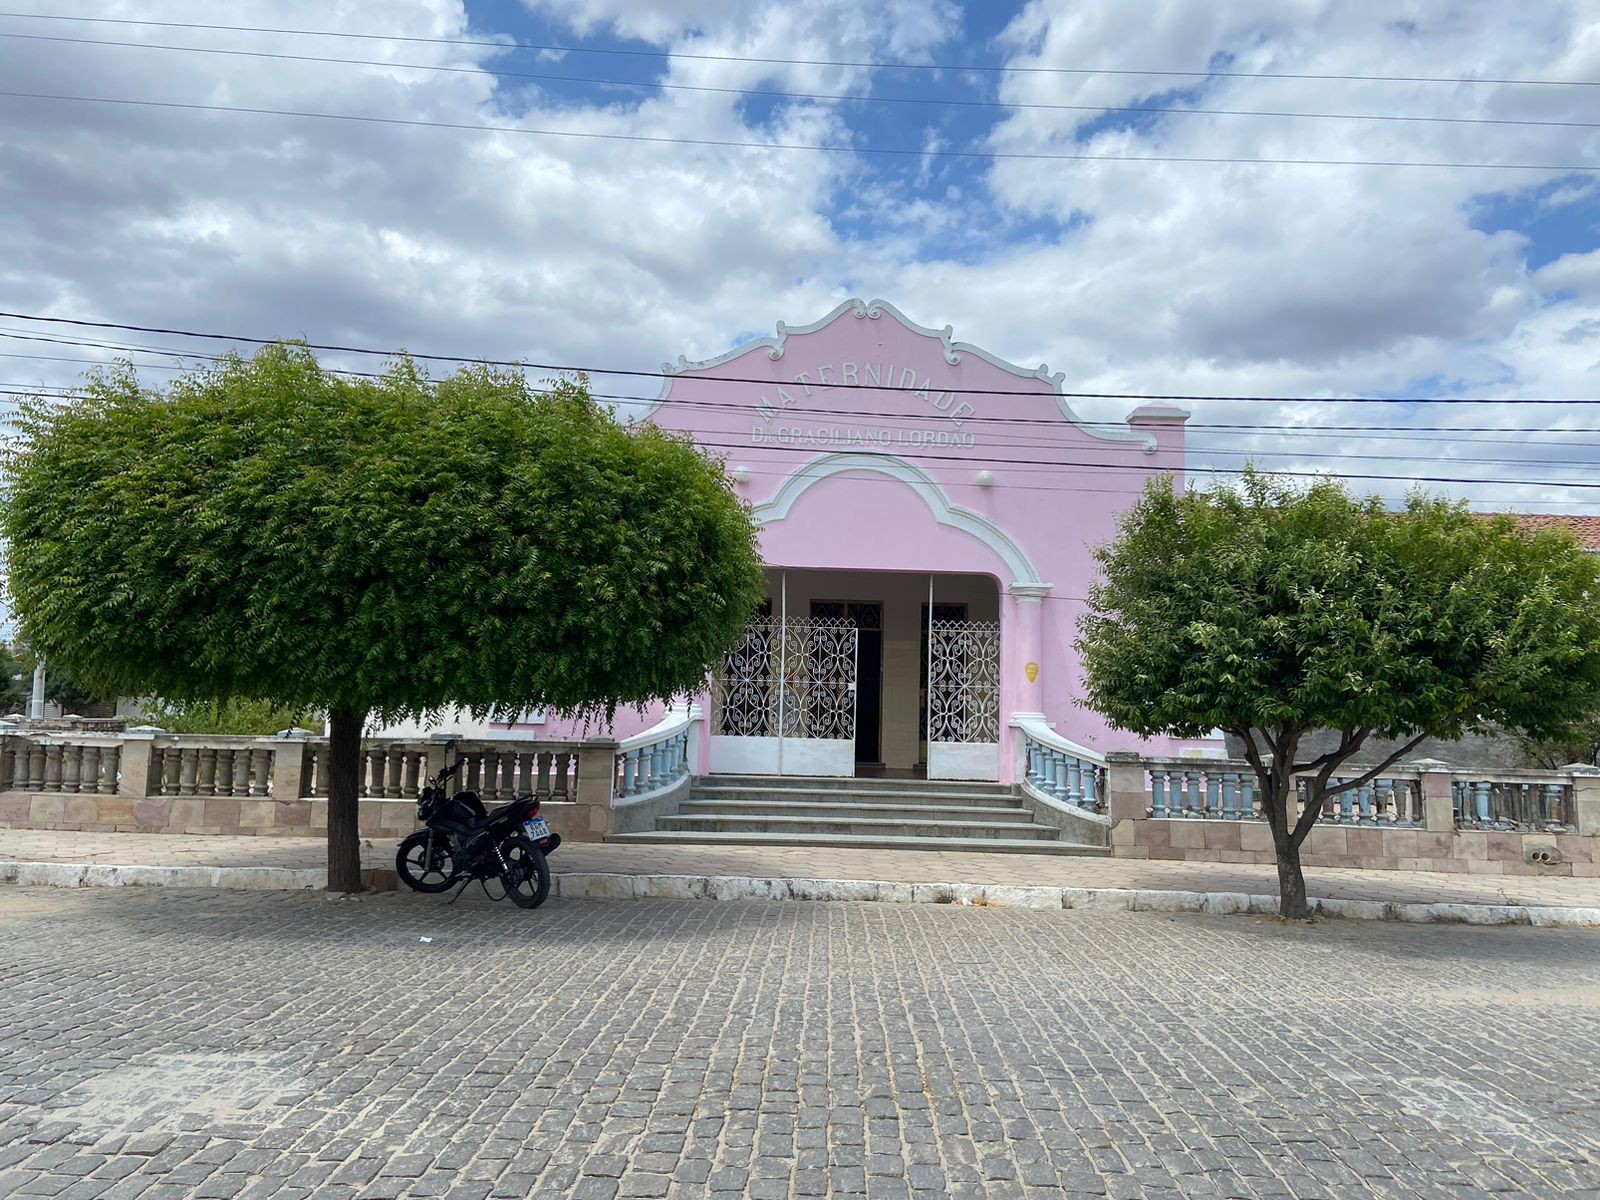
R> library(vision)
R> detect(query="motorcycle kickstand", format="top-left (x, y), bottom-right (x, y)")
top-left (447, 876), bottom-right (474, 905)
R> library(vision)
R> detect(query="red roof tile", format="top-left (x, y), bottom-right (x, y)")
top-left (1504, 514), bottom-right (1600, 550)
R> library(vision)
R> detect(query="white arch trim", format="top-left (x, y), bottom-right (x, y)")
top-left (750, 452), bottom-right (1049, 589)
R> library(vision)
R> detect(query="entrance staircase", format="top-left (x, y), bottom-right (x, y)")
top-left (607, 774), bottom-right (1108, 855)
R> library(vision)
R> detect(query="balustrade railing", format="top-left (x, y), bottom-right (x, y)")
top-left (1015, 721), bottom-right (1106, 813)
top-left (1453, 777), bottom-right (1575, 832)
top-left (154, 741), bottom-right (274, 797)
top-left (2, 738), bottom-right (123, 794)
top-left (1143, 761), bottom-right (1424, 825)
top-left (616, 708), bottom-right (694, 800)
top-left (299, 739), bottom-right (580, 802)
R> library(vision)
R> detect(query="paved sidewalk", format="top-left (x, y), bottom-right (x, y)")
top-left (4, 828), bottom-right (1598, 909)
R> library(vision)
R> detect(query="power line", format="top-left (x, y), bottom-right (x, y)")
top-left (5, 330), bottom-right (1596, 440)
top-left (3, 310), bottom-right (1599, 406)
top-left (1, 12), bottom-right (1596, 88)
top-left (6, 356), bottom-right (1591, 472)
top-left (6, 345), bottom-right (1599, 458)
top-left (9, 31), bottom-right (1600, 132)
top-left (686, 437), bottom-right (1600, 491)
top-left (4, 374), bottom-right (1595, 492)
top-left (5, 89), bottom-right (1598, 174)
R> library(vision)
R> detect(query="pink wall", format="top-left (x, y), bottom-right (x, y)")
top-left (639, 299), bottom-right (1193, 760)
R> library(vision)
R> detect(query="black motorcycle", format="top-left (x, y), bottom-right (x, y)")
top-left (395, 758), bottom-right (561, 908)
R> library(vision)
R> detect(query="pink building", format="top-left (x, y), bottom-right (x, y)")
top-left (395, 298), bottom-right (1193, 790)
top-left (624, 297), bottom-right (1186, 784)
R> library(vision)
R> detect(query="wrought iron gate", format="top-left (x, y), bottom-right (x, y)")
top-left (712, 618), bottom-right (859, 741)
top-left (926, 619), bottom-right (1001, 744)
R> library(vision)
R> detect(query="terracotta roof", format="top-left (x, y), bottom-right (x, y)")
top-left (1504, 514), bottom-right (1600, 550)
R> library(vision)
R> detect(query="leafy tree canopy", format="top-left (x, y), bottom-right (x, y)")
top-left (3, 345), bottom-right (764, 891)
top-left (1077, 471), bottom-right (1600, 917)
top-left (2, 344), bottom-right (765, 724)
top-left (1079, 472), bottom-right (1600, 749)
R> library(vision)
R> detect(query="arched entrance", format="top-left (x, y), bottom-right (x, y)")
top-left (705, 455), bottom-right (1044, 782)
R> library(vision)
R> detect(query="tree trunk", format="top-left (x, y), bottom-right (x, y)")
top-left (1275, 850), bottom-right (1310, 920)
top-left (326, 708), bottom-right (363, 893)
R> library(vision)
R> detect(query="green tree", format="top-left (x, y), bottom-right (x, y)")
top-left (138, 696), bottom-right (313, 736)
top-left (2, 346), bottom-right (764, 890)
top-left (1518, 711), bottom-right (1600, 769)
top-left (1076, 472), bottom-right (1600, 918)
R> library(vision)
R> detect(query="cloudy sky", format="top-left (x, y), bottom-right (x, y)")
top-left (2, 0), bottom-right (1598, 513)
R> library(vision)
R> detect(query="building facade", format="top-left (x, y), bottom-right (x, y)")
top-left (433, 297), bottom-right (1193, 783)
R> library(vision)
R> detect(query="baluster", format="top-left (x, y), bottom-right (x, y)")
top-left (78, 745), bottom-right (100, 794)
top-left (1182, 769), bottom-right (1200, 818)
top-left (1356, 782), bottom-right (1376, 825)
top-left (1333, 781), bottom-right (1352, 822)
top-left (61, 744), bottom-right (82, 794)
top-left (553, 752), bottom-right (572, 801)
top-left (43, 744), bottom-right (63, 792)
top-left (230, 748), bottom-right (251, 797)
top-left (215, 748), bottom-right (236, 797)
top-left (463, 752), bottom-right (480, 796)
top-left (159, 748), bottom-right (178, 795)
top-left (1150, 769), bottom-right (1169, 818)
top-left (626, 749), bottom-right (643, 797)
top-left (27, 743), bottom-right (46, 791)
top-left (1204, 771), bottom-right (1219, 817)
top-left (1240, 775), bottom-right (1256, 819)
top-left (1083, 764), bottom-right (1101, 811)
top-left (400, 749), bottom-right (420, 798)
top-left (1219, 771), bottom-right (1238, 819)
top-left (1544, 783), bottom-right (1567, 829)
top-left (534, 751), bottom-right (552, 800)
top-left (99, 746), bottom-right (120, 793)
top-left (200, 748), bottom-right (221, 796)
top-left (0, 745), bottom-right (11, 789)
top-left (11, 742), bottom-right (29, 791)
top-left (178, 747), bottom-right (199, 795)
top-left (1065, 757), bottom-right (1083, 806)
top-left (1472, 780), bottom-right (1492, 827)
top-left (1045, 751), bottom-right (1063, 802)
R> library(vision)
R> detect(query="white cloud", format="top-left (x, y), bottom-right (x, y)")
top-left (1, 0), bottom-right (1596, 516)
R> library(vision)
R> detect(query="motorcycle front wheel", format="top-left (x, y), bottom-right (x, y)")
top-left (499, 833), bottom-right (551, 910)
top-left (396, 830), bottom-right (456, 893)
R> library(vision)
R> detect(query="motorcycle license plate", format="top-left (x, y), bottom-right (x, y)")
top-left (523, 817), bottom-right (551, 840)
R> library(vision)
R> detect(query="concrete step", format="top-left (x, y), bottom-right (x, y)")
top-left (658, 814), bottom-right (1059, 840)
top-left (679, 799), bottom-right (1039, 824)
top-left (699, 774), bottom-right (1012, 796)
top-left (690, 785), bottom-right (1017, 807)
top-left (606, 830), bottom-right (1110, 856)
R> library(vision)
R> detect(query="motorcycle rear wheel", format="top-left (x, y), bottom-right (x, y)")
top-left (396, 830), bottom-right (456, 893)
top-left (500, 834), bottom-right (551, 910)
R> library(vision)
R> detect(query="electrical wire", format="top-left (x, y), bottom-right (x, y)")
top-left (8, 31), bottom-right (1599, 132)
top-left (2, 12), bottom-right (1596, 88)
top-left (2, 311), bottom-right (1598, 405)
top-left (4, 89), bottom-right (1598, 174)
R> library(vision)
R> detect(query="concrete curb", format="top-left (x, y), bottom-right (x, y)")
top-left (5, 859), bottom-right (1597, 927)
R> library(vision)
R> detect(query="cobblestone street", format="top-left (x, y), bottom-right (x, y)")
top-left (1, 888), bottom-right (1597, 1199)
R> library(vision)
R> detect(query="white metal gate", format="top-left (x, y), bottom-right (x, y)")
top-left (710, 617), bottom-right (859, 776)
top-left (926, 618), bottom-right (1001, 780)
